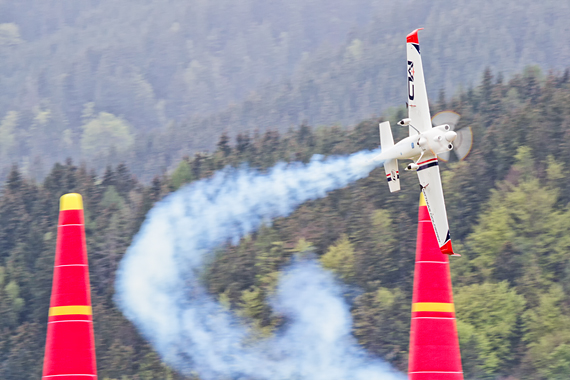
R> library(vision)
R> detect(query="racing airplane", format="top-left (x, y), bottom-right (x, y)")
top-left (372, 28), bottom-right (459, 256)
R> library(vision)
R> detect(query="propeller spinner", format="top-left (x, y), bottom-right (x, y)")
top-left (431, 111), bottom-right (473, 161)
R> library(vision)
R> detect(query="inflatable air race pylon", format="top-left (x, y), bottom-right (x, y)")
top-left (42, 193), bottom-right (97, 379)
top-left (408, 193), bottom-right (463, 380)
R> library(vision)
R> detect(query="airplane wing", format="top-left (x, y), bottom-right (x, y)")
top-left (416, 153), bottom-right (455, 255)
top-left (406, 29), bottom-right (432, 135)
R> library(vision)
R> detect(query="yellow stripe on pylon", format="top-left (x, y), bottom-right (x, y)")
top-left (412, 302), bottom-right (455, 313)
top-left (49, 305), bottom-right (92, 316)
top-left (60, 193), bottom-right (84, 211)
top-left (419, 192), bottom-right (426, 206)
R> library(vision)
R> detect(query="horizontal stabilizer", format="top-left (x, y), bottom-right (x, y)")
top-left (379, 122), bottom-right (400, 192)
top-left (384, 159), bottom-right (400, 192)
top-left (379, 121), bottom-right (394, 148)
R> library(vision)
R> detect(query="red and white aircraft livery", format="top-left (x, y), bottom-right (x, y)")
top-left (372, 28), bottom-right (458, 256)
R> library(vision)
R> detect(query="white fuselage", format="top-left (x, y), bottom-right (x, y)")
top-left (379, 125), bottom-right (457, 163)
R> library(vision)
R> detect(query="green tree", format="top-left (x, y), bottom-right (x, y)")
top-left (454, 282), bottom-right (526, 377)
top-left (463, 147), bottom-right (570, 297)
top-left (237, 285), bottom-right (275, 339)
top-left (353, 208), bottom-right (399, 288)
top-left (353, 287), bottom-right (410, 370)
top-left (100, 186), bottom-right (125, 211)
top-left (522, 285), bottom-right (570, 379)
top-left (170, 158), bottom-right (194, 190)
top-left (320, 234), bottom-right (356, 280)
top-left (81, 112), bottom-right (134, 159)
top-left (1, 323), bottom-right (43, 379)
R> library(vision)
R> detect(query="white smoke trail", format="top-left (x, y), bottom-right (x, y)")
top-left (115, 149), bottom-right (405, 379)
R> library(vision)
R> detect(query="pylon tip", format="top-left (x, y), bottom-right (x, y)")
top-left (60, 193), bottom-right (83, 211)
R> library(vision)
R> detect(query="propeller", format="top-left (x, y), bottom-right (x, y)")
top-left (431, 111), bottom-right (473, 161)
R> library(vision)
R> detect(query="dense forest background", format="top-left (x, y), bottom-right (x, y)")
top-left (2, 67), bottom-right (570, 379)
top-left (0, 0), bottom-right (570, 181)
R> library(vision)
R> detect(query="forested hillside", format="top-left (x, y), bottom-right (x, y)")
top-left (1, 67), bottom-right (570, 379)
top-left (1, 0), bottom-right (569, 181)
top-left (0, 0), bottom-right (380, 180)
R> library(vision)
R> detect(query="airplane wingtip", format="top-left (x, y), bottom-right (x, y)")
top-left (406, 28), bottom-right (424, 44)
top-left (440, 240), bottom-right (455, 255)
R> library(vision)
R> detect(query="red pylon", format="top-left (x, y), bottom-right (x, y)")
top-left (408, 193), bottom-right (463, 380)
top-left (42, 193), bottom-right (97, 380)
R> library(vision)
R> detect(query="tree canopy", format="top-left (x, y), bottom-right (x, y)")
top-left (1, 65), bottom-right (570, 379)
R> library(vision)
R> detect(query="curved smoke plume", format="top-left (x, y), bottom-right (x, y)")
top-left (115, 149), bottom-right (405, 379)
